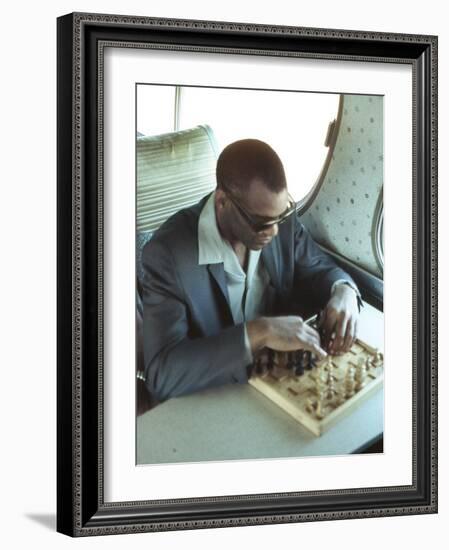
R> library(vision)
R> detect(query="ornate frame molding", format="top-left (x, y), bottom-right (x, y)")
top-left (57, 12), bottom-right (437, 536)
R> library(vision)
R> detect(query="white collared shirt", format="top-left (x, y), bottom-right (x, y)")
top-left (198, 192), bottom-right (272, 326)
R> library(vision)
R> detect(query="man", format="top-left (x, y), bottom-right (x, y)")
top-left (142, 139), bottom-right (361, 401)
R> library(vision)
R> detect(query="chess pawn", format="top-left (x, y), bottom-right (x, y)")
top-left (254, 358), bottom-right (263, 376)
top-left (355, 360), bottom-right (367, 390)
top-left (373, 350), bottom-right (383, 367)
top-left (304, 351), bottom-right (313, 370)
top-left (252, 352), bottom-right (262, 376)
top-left (294, 360), bottom-right (305, 377)
top-left (254, 352), bottom-right (268, 376)
top-left (327, 358), bottom-right (337, 382)
top-left (327, 370), bottom-right (337, 399)
top-left (315, 394), bottom-right (325, 420)
top-left (318, 361), bottom-right (328, 382)
top-left (345, 365), bottom-right (356, 398)
top-left (279, 351), bottom-right (287, 369)
top-left (315, 369), bottom-right (326, 397)
top-left (364, 357), bottom-right (372, 373)
top-left (295, 351), bottom-right (304, 374)
top-left (305, 398), bottom-right (315, 413)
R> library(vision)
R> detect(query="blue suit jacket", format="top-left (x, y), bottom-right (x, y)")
top-left (142, 194), bottom-right (356, 401)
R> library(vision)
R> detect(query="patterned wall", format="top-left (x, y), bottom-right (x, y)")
top-left (300, 95), bottom-right (383, 278)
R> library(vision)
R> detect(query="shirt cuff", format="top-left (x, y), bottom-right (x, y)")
top-left (331, 280), bottom-right (363, 310)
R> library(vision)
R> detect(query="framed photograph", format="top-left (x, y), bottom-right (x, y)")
top-left (57, 12), bottom-right (437, 536)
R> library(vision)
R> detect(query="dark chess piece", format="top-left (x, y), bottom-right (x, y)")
top-left (304, 350), bottom-right (313, 370)
top-left (294, 350), bottom-right (304, 367)
top-left (255, 359), bottom-right (264, 375)
top-left (267, 348), bottom-right (275, 371)
top-left (253, 353), bottom-right (264, 375)
top-left (309, 311), bottom-right (326, 345)
top-left (294, 362), bottom-right (305, 376)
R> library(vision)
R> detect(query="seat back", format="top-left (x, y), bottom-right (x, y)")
top-left (136, 125), bottom-right (219, 411)
top-left (137, 124), bottom-right (219, 232)
top-left (136, 124), bottom-right (219, 287)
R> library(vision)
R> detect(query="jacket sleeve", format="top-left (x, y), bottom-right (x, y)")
top-left (141, 238), bottom-right (252, 401)
top-left (292, 217), bottom-right (360, 309)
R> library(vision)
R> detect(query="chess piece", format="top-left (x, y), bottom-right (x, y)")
top-left (305, 398), bottom-right (315, 413)
top-left (326, 369), bottom-right (337, 399)
top-left (304, 351), bottom-right (313, 370)
top-left (294, 363), bottom-right (305, 376)
top-left (257, 349), bottom-right (272, 376)
top-left (317, 361), bottom-right (327, 384)
top-left (330, 359), bottom-right (338, 381)
top-left (373, 350), bottom-right (383, 367)
top-left (315, 392), bottom-right (325, 420)
top-left (324, 356), bottom-right (338, 382)
top-left (364, 357), bottom-right (372, 372)
top-left (314, 367), bottom-right (327, 399)
top-left (355, 360), bottom-right (367, 390)
top-left (294, 350), bottom-right (303, 367)
top-left (345, 365), bottom-right (356, 398)
top-left (255, 360), bottom-right (264, 376)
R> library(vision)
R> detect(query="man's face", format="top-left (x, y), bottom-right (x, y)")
top-left (221, 178), bottom-right (290, 251)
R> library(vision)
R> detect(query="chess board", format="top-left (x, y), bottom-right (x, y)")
top-left (249, 338), bottom-right (384, 436)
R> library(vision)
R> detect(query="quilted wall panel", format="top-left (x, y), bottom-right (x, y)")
top-left (300, 95), bottom-right (383, 278)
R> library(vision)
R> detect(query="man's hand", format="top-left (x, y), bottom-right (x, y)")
top-left (247, 316), bottom-right (327, 359)
top-left (319, 284), bottom-right (359, 355)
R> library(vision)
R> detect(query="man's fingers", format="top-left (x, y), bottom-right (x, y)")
top-left (331, 315), bottom-right (348, 353)
top-left (309, 342), bottom-right (327, 360)
top-left (320, 310), bottom-right (336, 349)
top-left (342, 319), bottom-right (356, 351)
top-left (316, 310), bottom-right (326, 328)
top-left (295, 322), bottom-right (325, 357)
top-left (321, 311), bottom-right (336, 334)
top-left (303, 324), bottom-right (321, 344)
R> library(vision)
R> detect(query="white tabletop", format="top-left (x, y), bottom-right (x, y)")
top-left (137, 301), bottom-right (384, 464)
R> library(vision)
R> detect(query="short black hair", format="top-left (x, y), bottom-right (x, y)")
top-left (216, 139), bottom-right (287, 195)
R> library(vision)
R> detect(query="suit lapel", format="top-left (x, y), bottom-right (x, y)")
top-left (205, 241), bottom-right (282, 322)
top-left (262, 239), bottom-right (281, 289)
top-left (207, 263), bottom-right (233, 320)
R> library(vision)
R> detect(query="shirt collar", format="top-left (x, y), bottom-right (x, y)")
top-left (197, 192), bottom-right (262, 278)
top-left (198, 191), bottom-right (227, 265)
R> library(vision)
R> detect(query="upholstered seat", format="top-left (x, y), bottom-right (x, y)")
top-left (136, 125), bottom-right (219, 413)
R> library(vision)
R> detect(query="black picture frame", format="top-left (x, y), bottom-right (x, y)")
top-left (57, 12), bottom-right (438, 536)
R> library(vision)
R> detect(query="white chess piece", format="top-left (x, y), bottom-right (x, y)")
top-left (355, 360), bottom-right (367, 390)
top-left (345, 365), bottom-right (356, 398)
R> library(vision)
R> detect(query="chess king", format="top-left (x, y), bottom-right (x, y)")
top-left (142, 139), bottom-right (361, 401)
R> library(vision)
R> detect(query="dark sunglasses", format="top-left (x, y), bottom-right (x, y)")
top-left (225, 190), bottom-right (297, 232)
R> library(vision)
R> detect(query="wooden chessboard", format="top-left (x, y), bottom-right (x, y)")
top-left (249, 339), bottom-right (384, 436)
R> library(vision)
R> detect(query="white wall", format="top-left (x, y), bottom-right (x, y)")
top-left (0, 1), bottom-right (445, 548)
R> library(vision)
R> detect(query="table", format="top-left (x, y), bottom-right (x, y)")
top-left (137, 301), bottom-right (383, 464)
